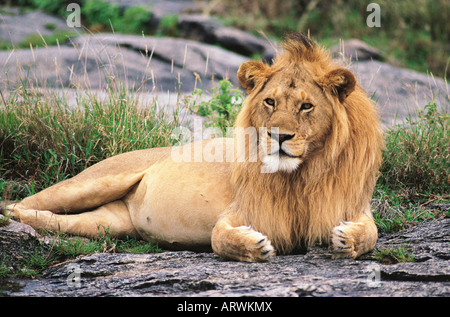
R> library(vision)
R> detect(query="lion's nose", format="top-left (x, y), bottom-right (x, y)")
top-left (268, 131), bottom-right (295, 144)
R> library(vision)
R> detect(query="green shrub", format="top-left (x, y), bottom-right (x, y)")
top-left (81, 0), bottom-right (121, 31)
top-left (117, 5), bottom-right (151, 34)
top-left (30, 0), bottom-right (68, 15)
top-left (157, 14), bottom-right (180, 37)
top-left (190, 79), bottom-right (244, 134)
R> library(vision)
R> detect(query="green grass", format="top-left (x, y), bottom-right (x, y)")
top-left (54, 234), bottom-right (161, 257)
top-left (0, 30), bottom-right (77, 51)
top-left (0, 229), bottom-right (161, 278)
top-left (52, 225), bottom-right (161, 258)
top-left (374, 246), bottom-right (415, 264)
top-left (373, 102), bottom-right (449, 232)
top-left (378, 103), bottom-right (449, 197)
top-left (0, 85), bottom-right (181, 200)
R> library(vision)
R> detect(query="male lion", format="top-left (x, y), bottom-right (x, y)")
top-left (7, 33), bottom-right (383, 262)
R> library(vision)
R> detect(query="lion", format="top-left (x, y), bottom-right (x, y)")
top-left (6, 33), bottom-right (383, 262)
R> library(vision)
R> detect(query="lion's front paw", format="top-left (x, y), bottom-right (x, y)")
top-left (212, 224), bottom-right (276, 262)
top-left (235, 225), bottom-right (276, 262)
top-left (330, 221), bottom-right (362, 259)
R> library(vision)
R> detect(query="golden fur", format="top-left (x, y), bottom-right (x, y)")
top-left (6, 33), bottom-right (383, 262)
top-left (212, 33), bottom-right (383, 260)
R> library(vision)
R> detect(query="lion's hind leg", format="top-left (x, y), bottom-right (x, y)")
top-left (6, 200), bottom-right (138, 239)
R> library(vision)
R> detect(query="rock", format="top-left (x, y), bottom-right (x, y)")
top-left (348, 60), bottom-right (449, 127)
top-left (104, 0), bottom-right (205, 15)
top-left (332, 39), bottom-right (384, 61)
top-left (0, 33), bottom-right (247, 93)
top-left (177, 14), bottom-right (275, 60)
top-left (176, 14), bottom-right (221, 43)
top-left (0, 9), bottom-right (73, 45)
top-left (2, 218), bottom-right (448, 297)
top-left (0, 217), bottom-right (51, 271)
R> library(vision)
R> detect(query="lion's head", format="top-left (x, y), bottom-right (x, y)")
top-left (231, 33), bottom-right (383, 253)
top-left (236, 33), bottom-right (358, 173)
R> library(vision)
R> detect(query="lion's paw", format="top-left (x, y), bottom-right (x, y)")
top-left (330, 221), bottom-right (362, 259)
top-left (232, 225), bottom-right (276, 262)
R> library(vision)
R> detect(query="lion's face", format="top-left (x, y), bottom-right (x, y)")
top-left (237, 59), bottom-right (355, 173)
top-left (251, 66), bottom-right (334, 173)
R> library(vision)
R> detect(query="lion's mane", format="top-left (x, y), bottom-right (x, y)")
top-left (231, 34), bottom-right (383, 254)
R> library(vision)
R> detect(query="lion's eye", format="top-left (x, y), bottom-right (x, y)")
top-left (264, 98), bottom-right (275, 107)
top-left (301, 103), bottom-right (314, 111)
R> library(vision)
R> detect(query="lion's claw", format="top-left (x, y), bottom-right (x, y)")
top-left (212, 223), bottom-right (276, 262)
top-left (235, 225), bottom-right (275, 262)
top-left (330, 221), bottom-right (360, 259)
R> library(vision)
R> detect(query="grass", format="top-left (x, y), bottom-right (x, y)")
top-left (373, 102), bottom-right (449, 232)
top-left (0, 85), bottom-right (182, 200)
top-left (374, 246), bottom-right (415, 264)
top-left (379, 103), bottom-right (448, 196)
top-left (0, 228), bottom-right (161, 278)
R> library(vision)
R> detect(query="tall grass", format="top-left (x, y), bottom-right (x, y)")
top-left (373, 102), bottom-right (449, 232)
top-left (0, 85), bottom-right (182, 201)
top-left (377, 102), bottom-right (449, 200)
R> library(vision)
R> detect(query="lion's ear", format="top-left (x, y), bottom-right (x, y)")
top-left (318, 68), bottom-right (356, 102)
top-left (237, 61), bottom-right (270, 94)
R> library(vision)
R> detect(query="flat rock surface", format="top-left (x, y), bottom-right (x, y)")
top-left (2, 218), bottom-right (448, 297)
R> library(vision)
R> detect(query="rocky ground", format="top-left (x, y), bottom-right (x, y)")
top-left (0, 1), bottom-right (449, 297)
top-left (1, 216), bottom-right (448, 297)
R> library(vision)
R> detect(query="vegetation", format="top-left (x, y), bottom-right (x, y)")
top-left (215, 0), bottom-right (449, 78)
top-left (0, 30), bottom-right (77, 51)
top-left (0, 228), bottom-right (161, 278)
top-left (374, 246), bottom-right (415, 264)
top-left (0, 85), bottom-right (181, 201)
top-left (190, 79), bottom-right (245, 134)
top-left (373, 102), bottom-right (449, 232)
top-left (81, 0), bottom-right (151, 34)
top-left (5, 0), bottom-right (449, 78)
top-left (156, 14), bottom-right (180, 37)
